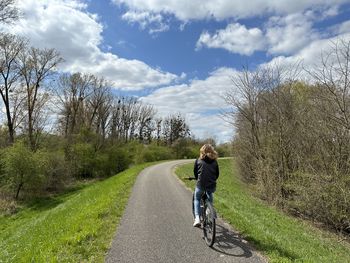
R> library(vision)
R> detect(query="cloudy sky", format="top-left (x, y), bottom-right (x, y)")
top-left (3, 0), bottom-right (350, 142)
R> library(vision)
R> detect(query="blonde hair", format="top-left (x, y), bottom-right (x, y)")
top-left (199, 144), bottom-right (218, 160)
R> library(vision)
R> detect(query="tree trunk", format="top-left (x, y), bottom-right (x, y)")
top-left (15, 182), bottom-right (23, 200)
top-left (5, 103), bottom-right (14, 144)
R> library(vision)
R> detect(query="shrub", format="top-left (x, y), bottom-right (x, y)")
top-left (286, 171), bottom-right (350, 233)
top-left (172, 139), bottom-right (194, 159)
top-left (44, 150), bottom-right (70, 191)
top-left (91, 149), bottom-right (130, 178)
top-left (186, 145), bottom-right (200, 159)
top-left (135, 143), bottom-right (173, 163)
top-left (105, 145), bottom-right (131, 175)
top-left (216, 143), bottom-right (233, 157)
top-left (1, 141), bottom-right (48, 199)
top-left (92, 152), bottom-right (110, 178)
top-left (123, 141), bottom-right (144, 163)
top-left (66, 142), bottom-right (132, 179)
top-left (67, 143), bottom-right (95, 178)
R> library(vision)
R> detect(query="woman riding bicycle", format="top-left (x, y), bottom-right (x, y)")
top-left (193, 144), bottom-right (219, 227)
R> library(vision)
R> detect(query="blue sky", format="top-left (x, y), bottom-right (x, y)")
top-left (86, 1), bottom-right (268, 80)
top-left (3, 0), bottom-right (350, 142)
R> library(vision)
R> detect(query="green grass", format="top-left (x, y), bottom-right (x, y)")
top-left (0, 163), bottom-right (154, 263)
top-left (176, 159), bottom-right (350, 263)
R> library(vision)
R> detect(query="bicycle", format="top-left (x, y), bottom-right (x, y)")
top-left (186, 177), bottom-right (216, 247)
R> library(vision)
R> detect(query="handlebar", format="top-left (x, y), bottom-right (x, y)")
top-left (185, 177), bottom-right (196, 181)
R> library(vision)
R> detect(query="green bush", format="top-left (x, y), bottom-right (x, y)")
top-left (0, 126), bottom-right (9, 148)
top-left (1, 141), bottom-right (48, 199)
top-left (123, 141), bottom-right (143, 163)
top-left (92, 152), bottom-right (110, 177)
top-left (286, 171), bottom-right (350, 233)
top-left (135, 143), bottom-right (173, 163)
top-left (216, 142), bottom-right (233, 157)
top-left (67, 143), bottom-right (95, 178)
top-left (186, 145), bottom-right (200, 159)
top-left (44, 150), bottom-right (70, 191)
top-left (106, 145), bottom-right (131, 174)
top-left (65, 142), bottom-right (132, 179)
top-left (92, 147), bottom-right (130, 178)
top-left (172, 139), bottom-right (195, 159)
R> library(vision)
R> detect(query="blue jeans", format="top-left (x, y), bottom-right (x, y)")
top-left (194, 186), bottom-right (215, 217)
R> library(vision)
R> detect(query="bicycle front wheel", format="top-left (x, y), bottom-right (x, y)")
top-left (192, 193), bottom-right (195, 219)
top-left (203, 201), bottom-right (216, 247)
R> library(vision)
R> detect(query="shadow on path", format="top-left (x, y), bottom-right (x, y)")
top-left (211, 224), bottom-right (253, 258)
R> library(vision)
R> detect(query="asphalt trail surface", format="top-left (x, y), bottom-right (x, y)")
top-left (106, 160), bottom-right (266, 263)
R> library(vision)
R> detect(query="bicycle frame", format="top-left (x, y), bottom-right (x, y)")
top-left (199, 190), bottom-right (216, 247)
top-left (187, 177), bottom-right (216, 247)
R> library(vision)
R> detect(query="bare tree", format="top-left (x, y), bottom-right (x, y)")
top-left (19, 47), bottom-right (62, 150)
top-left (309, 39), bottom-right (350, 130)
top-left (85, 77), bottom-right (110, 130)
top-left (128, 99), bottom-right (140, 140)
top-left (57, 73), bottom-right (95, 137)
top-left (155, 117), bottom-right (162, 145)
top-left (0, 0), bottom-right (19, 24)
top-left (108, 97), bottom-right (157, 143)
top-left (224, 64), bottom-right (302, 200)
top-left (0, 33), bottom-right (26, 143)
top-left (138, 104), bottom-right (156, 143)
top-left (308, 39), bottom-right (350, 177)
top-left (85, 77), bottom-right (113, 147)
top-left (224, 67), bottom-right (268, 159)
top-left (8, 84), bottom-right (26, 132)
top-left (118, 96), bottom-right (138, 142)
top-left (162, 114), bottom-right (190, 145)
top-left (95, 91), bottom-right (112, 142)
top-left (109, 97), bottom-right (123, 141)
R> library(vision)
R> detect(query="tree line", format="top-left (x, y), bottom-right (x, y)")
top-left (0, 1), bottom-right (232, 206)
top-left (0, 31), bottom-right (211, 203)
top-left (225, 39), bottom-right (350, 234)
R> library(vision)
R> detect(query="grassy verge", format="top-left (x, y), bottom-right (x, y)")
top-left (0, 162), bottom-right (154, 262)
top-left (176, 159), bottom-right (350, 263)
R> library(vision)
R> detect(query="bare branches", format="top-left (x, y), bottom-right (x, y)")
top-left (18, 47), bottom-right (62, 150)
top-left (162, 114), bottom-right (190, 145)
top-left (56, 73), bottom-right (103, 137)
top-left (0, 0), bottom-right (19, 24)
top-left (0, 33), bottom-right (26, 143)
top-left (225, 39), bottom-right (350, 232)
top-left (309, 39), bottom-right (350, 130)
top-left (224, 64), bottom-right (296, 158)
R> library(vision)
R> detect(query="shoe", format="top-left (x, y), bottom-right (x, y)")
top-left (193, 216), bottom-right (201, 227)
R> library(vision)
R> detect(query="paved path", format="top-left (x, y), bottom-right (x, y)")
top-left (106, 160), bottom-right (266, 263)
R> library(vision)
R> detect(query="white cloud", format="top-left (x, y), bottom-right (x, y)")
top-left (141, 67), bottom-right (238, 142)
top-left (3, 0), bottom-right (179, 90)
top-left (196, 23), bottom-right (266, 56)
top-left (122, 11), bottom-right (169, 34)
top-left (326, 20), bottom-right (350, 36)
top-left (195, 11), bottom-right (325, 56)
top-left (141, 33), bottom-right (350, 142)
top-left (336, 20), bottom-right (350, 34)
top-left (115, 0), bottom-right (348, 53)
top-left (266, 13), bottom-right (319, 55)
top-left (113, 0), bottom-right (348, 21)
top-left (320, 5), bottom-right (339, 18)
top-left (261, 32), bottom-right (350, 82)
top-left (187, 113), bottom-right (233, 143)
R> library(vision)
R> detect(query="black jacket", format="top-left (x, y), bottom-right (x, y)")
top-left (193, 157), bottom-right (219, 190)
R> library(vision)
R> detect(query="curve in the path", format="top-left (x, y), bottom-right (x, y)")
top-left (106, 160), bottom-right (266, 263)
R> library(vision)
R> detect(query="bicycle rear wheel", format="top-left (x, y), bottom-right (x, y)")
top-left (203, 201), bottom-right (216, 247)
